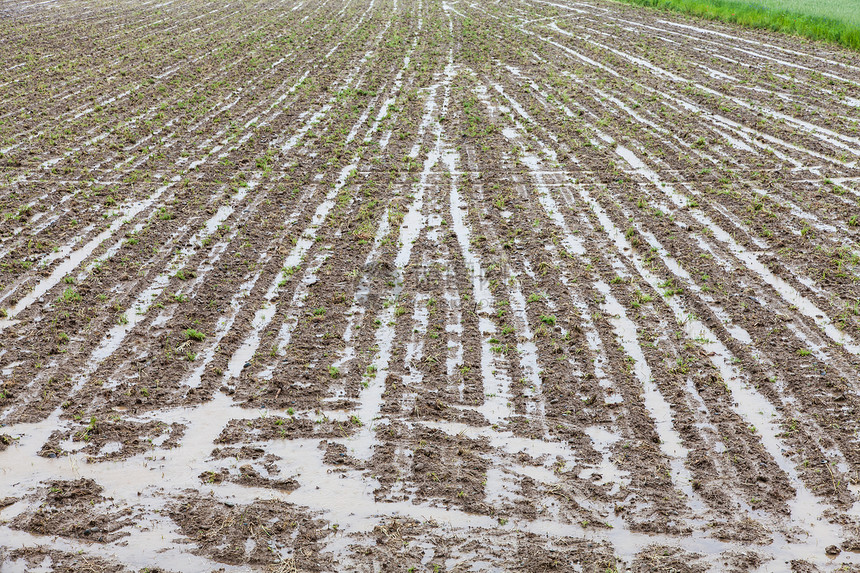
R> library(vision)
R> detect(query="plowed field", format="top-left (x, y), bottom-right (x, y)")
top-left (1, 0), bottom-right (859, 570)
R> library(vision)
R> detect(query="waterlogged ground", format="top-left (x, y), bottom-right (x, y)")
top-left (0, 0), bottom-right (859, 570)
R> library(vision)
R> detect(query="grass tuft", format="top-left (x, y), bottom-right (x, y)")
top-left (184, 328), bottom-right (206, 341)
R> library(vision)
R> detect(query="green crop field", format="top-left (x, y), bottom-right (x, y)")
top-left (621, 0), bottom-right (860, 49)
top-left (751, 0), bottom-right (860, 26)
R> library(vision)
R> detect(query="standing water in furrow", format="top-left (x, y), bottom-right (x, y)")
top-left (1, 0), bottom-right (859, 571)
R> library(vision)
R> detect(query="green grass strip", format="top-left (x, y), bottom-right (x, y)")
top-left (616, 0), bottom-right (860, 51)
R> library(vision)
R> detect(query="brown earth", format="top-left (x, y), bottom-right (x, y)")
top-left (1, 0), bottom-right (859, 570)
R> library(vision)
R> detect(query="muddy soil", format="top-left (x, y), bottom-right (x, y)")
top-left (1, 0), bottom-right (859, 571)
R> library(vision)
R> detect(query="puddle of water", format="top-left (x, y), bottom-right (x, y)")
top-left (257, 253), bottom-right (329, 381)
top-left (490, 84), bottom-right (706, 511)
top-left (549, 20), bottom-right (860, 162)
top-left (185, 270), bottom-right (264, 389)
top-left (352, 57), bottom-right (458, 457)
top-left (226, 54), bottom-right (401, 381)
top-left (573, 177), bottom-right (852, 562)
top-left (468, 58), bottom-right (856, 564)
top-left (448, 170), bottom-right (509, 425)
top-left (614, 144), bottom-right (860, 357)
top-left (581, 426), bottom-right (630, 495)
top-left (597, 283), bottom-right (704, 512)
top-left (0, 179), bottom-right (176, 330)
